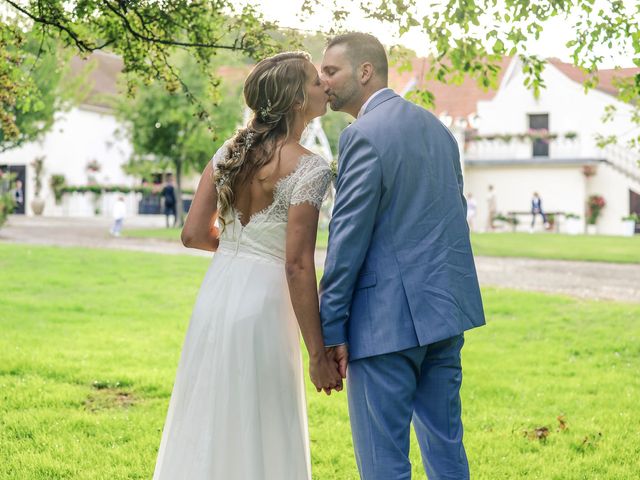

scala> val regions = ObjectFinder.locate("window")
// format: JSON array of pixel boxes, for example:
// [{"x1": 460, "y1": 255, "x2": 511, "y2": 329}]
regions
[{"x1": 528, "y1": 114, "x2": 549, "y2": 157}]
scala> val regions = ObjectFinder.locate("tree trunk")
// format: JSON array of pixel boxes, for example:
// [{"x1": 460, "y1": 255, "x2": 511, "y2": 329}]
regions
[{"x1": 174, "y1": 160, "x2": 185, "y2": 227}]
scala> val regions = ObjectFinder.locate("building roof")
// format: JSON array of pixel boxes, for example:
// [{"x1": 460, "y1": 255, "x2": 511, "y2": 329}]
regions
[
  {"x1": 69, "y1": 52, "x2": 639, "y2": 117},
  {"x1": 68, "y1": 52, "x2": 252, "y2": 109},
  {"x1": 69, "y1": 51, "x2": 124, "y2": 109},
  {"x1": 547, "y1": 58, "x2": 640, "y2": 96},
  {"x1": 386, "y1": 56, "x2": 512, "y2": 120}
]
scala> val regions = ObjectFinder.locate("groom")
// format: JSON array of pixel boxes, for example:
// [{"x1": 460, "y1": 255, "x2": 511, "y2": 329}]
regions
[{"x1": 319, "y1": 33, "x2": 486, "y2": 479}]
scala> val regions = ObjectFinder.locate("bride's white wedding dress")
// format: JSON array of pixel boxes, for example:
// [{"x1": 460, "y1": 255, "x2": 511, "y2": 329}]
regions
[{"x1": 152, "y1": 145, "x2": 331, "y2": 480}]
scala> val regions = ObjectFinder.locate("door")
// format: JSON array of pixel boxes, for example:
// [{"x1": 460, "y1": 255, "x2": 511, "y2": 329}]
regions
[
  {"x1": 630, "y1": 189, "x2": 640, "y2": 234},
  {"x1": 0, "y1": 164, "x2": 26, "y2": 214}
]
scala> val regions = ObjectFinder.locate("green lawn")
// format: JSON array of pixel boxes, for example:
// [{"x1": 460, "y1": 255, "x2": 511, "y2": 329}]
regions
[
  {"x1": 470, "y1": 232, "x2": 640, "y2": 264},
  {"x1": 125, "y1": 227, "x2": 639, "y2": 264},
  {"x1": 123, "y1": 227, "x2": 182, "y2": 242},
  {"x1": 2, "y1": 244, "x2": 639, "y2": 479}
]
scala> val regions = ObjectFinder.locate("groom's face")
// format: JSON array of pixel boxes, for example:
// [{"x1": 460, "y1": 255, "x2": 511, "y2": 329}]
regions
[{"x1": 321, "y1": 44, "x2": 360, "y2": 113}]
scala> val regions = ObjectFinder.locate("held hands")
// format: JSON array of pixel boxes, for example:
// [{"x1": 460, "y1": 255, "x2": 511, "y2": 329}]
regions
[
  {"x1": 326, "y1": 345, "x2": 348, "y2": 379},
  {"x1": 309, "y1": 349, "x2": 345, "y2": 396},
  {"x1": 309, "y1": 345, "x2": 349, "y2": 396}
]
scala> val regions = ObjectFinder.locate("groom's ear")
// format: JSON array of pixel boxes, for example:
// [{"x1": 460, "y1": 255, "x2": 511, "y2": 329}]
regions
[{"x1": 359, "y1": 62, "x2": 374, "y2": 85}]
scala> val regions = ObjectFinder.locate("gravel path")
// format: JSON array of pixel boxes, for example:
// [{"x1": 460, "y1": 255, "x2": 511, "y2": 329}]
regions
[{"x1": 2, "y1": 216, "x2": 638, "y2": 303}]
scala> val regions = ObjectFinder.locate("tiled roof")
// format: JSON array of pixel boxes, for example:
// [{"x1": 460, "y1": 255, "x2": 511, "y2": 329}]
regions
[
  {"x1": 386, "y1": 56, "x2": 512, "y2": 119},
  {"x1": 68, "y1": 52, "x2": 252, "y2": 109},
  {"x1": 69, "y1": 51, "x2": 124, "y2": 108},
  {"x1": 547, "y1": 58, "x2": 640, "y2": 96},
  {"x1": 69, "y1": 52, "x2": 639, "y2": 116}
]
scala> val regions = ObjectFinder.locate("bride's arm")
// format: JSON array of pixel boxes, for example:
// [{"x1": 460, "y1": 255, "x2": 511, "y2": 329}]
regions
[
  {"x1": 286, "y1": 203, "x2": 342, "y2": 394},
  {"x1": 181, "y1": 161, "x2": 219, "y2": 252}
]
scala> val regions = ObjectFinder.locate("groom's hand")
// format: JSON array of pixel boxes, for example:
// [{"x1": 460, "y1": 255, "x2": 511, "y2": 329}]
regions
[{"x1": 326, "y1": 345, "x2": 348, "y2": 380}]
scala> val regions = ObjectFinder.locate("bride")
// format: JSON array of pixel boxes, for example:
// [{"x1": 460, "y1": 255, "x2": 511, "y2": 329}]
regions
[{"x1": 152, "y1": 51, "x2": 342, "y2": 479}]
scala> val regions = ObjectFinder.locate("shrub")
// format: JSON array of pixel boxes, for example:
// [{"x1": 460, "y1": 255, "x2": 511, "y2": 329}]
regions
[{"x1": 587, "y1": 195, "x2": 606, "y2": 225}]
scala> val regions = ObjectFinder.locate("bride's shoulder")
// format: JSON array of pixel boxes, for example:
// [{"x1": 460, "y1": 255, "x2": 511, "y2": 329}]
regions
[
  {"x1": 279, "y1": 143, "x2": 329, "y2": 172},
  {"x1": 297, "y1": 148, "x2": 329, "y2": 169}
]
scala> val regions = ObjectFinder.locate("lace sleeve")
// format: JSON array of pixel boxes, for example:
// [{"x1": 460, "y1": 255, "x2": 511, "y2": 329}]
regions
[
  {"x1": 210, "y1": 142, "x2": 230, "y2": 169},
  {"x1": 290, "y1": 155, "x2": 332, "y2": 210}
]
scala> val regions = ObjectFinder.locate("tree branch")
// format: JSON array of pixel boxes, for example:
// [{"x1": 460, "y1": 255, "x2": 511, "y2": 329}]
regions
[
  {"x1": 100, "y1": 0, "x2": 247, "y2": 51},
  {"x1": 5, "y1": 0, "x2": 96, "y2": 52}
]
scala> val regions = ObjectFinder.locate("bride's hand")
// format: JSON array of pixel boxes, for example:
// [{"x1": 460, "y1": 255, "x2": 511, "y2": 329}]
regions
[{"x1": 309, "y1": 354, "x2": 342, "y2": 395}]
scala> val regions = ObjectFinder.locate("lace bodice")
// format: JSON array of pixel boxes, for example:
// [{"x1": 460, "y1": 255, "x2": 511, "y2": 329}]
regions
[{"x1": 210, "y1": 143, "x2": 332, "y2": 263}]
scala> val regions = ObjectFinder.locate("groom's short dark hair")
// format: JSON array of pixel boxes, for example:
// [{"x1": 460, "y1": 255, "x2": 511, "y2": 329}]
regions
[{"x1": 327, "y1": 33, "x2": 388, "y2": 83}]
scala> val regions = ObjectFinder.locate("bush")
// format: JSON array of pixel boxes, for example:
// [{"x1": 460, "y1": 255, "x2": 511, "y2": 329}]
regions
[
  {"x1": 49, "y1": 174, "x2": 66, "y2": 204},
  {"x1": 0, "y1": 172, "x2": 16, "y2": 228},
  {"x1": 622, "y1": 213, "x2": 640, "y2": 222},
  {"x1": 587, "y1": 195, "x2": 606, "y2": 225},
  {"x1": 0, "y1": 191, "x2": 15, "y2": 227}
]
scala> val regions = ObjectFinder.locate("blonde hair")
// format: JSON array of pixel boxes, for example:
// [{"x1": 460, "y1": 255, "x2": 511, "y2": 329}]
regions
[{"x1": 214, "y1": 51, "x2": 312, "y2": 230}]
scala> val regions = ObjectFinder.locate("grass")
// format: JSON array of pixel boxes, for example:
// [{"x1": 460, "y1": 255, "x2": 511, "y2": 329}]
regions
[
  {"x1": 123, "y1": 227, "x2": 182, "y2": 242},
  {"x1": 1, "y1": 243, "x2": 639, "y2": 479},
  {"x1": 125, "y1": 227, "x2": 639, "y2": 264},
  {"x1": 470, "y1": 232, "x2": 640, "y2": 264}
]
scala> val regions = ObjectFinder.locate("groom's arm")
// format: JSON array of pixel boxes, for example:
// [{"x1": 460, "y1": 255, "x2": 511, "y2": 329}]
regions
[
  {"x1": 445, "y1": 126, "x2": 467, "y2": 216},
  {"x1": 320, "y1": 126, "x2": 382, "y2": 346}
]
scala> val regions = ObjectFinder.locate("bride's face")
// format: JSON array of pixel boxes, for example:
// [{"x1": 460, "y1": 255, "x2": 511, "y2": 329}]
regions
[{"x1": 302, "y1": 62, "x2": 329, "y2": 121}]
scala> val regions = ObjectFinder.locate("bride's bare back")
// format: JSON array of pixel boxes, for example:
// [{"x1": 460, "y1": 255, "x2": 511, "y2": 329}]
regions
[{"x1": 233, "y1": 142, "x2": 315, "y2": 227}]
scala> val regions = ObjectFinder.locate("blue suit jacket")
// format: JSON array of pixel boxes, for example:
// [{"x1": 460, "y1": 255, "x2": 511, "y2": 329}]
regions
[{"x1": 319, "y1": 90, "x2": 486, "y2": 361}]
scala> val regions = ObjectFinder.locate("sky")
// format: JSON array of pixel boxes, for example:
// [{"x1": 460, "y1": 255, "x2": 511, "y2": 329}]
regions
[{"x1": 250, "y1": 0, "x2": 637, "y2": 69}]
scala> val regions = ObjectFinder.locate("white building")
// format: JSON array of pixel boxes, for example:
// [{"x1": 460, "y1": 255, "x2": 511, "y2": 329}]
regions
[
  {"x1": 391, "y1": 57, "x2": 640, "y2": 235},
  {"x1": 3, "y1": 52, "x2": 639, "y2": 236},
  {"x1": 0, "y1": 51, "x2": 139, "y2": 217}
]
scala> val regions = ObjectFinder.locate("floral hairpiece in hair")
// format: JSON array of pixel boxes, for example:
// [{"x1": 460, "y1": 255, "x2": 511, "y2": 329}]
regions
[
  {"x1": 258, "y1": 99, "x2": 272, "y2": 121},
  {"x1": 245, "y1": 131, "x2": 255, "y2": 150},
  {"x1": 215, "y1": 171, "x2": 229, "y2": 189}
]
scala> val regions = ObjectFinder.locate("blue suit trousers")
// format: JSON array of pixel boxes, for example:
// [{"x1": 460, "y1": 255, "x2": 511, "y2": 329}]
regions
[{"x1": 347, "y1": 334, "x2": 469, "y2": 480}]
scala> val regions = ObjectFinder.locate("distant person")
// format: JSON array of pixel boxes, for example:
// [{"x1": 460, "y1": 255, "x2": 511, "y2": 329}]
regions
[
  {"x1": 466, "y1": 193, "x2": 477, "y2": 231},
  {"x1": 530, "y1": 192, "x2": 548, "y2": 232},
  {"x1": 161, "y1": 174, "x2": 177, "y2": 228},
  {"x1": 13, "y1": 179, "x2": 24, "y2": 213},
  {"x1": 487, "y1": 184, "x2": 497, "y2": 231},
  {"x1": 110, "y1": 195, "x2": 126, "y2": 237}
]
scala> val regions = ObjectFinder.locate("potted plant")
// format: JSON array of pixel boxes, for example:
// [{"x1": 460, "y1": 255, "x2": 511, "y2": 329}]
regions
[
  {"x1": 86, "y1": 159, "x2": 101, "y2": 186},
  {"x1": 494, "y1": 213, "x2": 519, "y2": 232},
  {"x1": 621, "y1": 213, "x2": 639, "y2": 237},
  {"x1": 564, "y1": 131, "x2": 578, "y2": 141},
  {"x1": 586, "y1": 195, "x2": 606, "y2": 234},
  {"x1": 49, "y1": 174, "x2": 66, "y2": 205},
  {"x1": 545, "y1": 213, "x2": 555, "y2": 231},
  {"x1": 0, "y1": 170, "x2": 16, "y2": 228},
  {"x1": 30, "y1": 156, "x2": 46, "y2": 215},
  {"x1": 564, "y1": 213, "x2": 582, "y2": 235}
]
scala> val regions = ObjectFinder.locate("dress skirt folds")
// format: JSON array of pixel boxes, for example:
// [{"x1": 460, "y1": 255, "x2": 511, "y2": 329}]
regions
[
  {"x1": 153, "y1": 145, "x2": 331, "y2": 479},
  {"x1": 152, "y1": 249, "x2": 311, "y2": 479}
]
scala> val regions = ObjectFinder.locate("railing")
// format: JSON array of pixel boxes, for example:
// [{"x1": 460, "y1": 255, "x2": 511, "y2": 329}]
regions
[
  {"x1": 602, "y1": 144, "x2": 640, "y2": 184},
  {"x1": 465, "y1": 138, "x2": 582, "y2": 160}
]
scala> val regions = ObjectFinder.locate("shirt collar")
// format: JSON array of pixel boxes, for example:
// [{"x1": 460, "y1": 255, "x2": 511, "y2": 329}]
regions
[{"x1": 357, "y1": 88, "x2": 392, "y2": 119}]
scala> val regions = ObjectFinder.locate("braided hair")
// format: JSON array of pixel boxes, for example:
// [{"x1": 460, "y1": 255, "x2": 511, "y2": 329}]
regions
[{"x1": 214, "y1": 51, "x2": 312, "y2": 231}]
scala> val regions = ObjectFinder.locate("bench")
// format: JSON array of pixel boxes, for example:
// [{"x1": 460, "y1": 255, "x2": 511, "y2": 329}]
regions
[{"x1": 502, "y1": 211, "x2": 568, "y2": 232}]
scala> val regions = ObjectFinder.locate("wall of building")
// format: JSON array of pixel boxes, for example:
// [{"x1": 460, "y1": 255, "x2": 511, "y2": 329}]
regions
[
  {"x1": 471, "y1": 60, "x2": 636, "y2": 160},
  {"x1": 0, "y1": 106, "x2": 134, "y2": 217},
  {"x1": 587, "y1": 163, "x2": 640, "y2": 235},
  {"x1": 464, "y1": 164, "x2": 587, "y2": 232}
]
